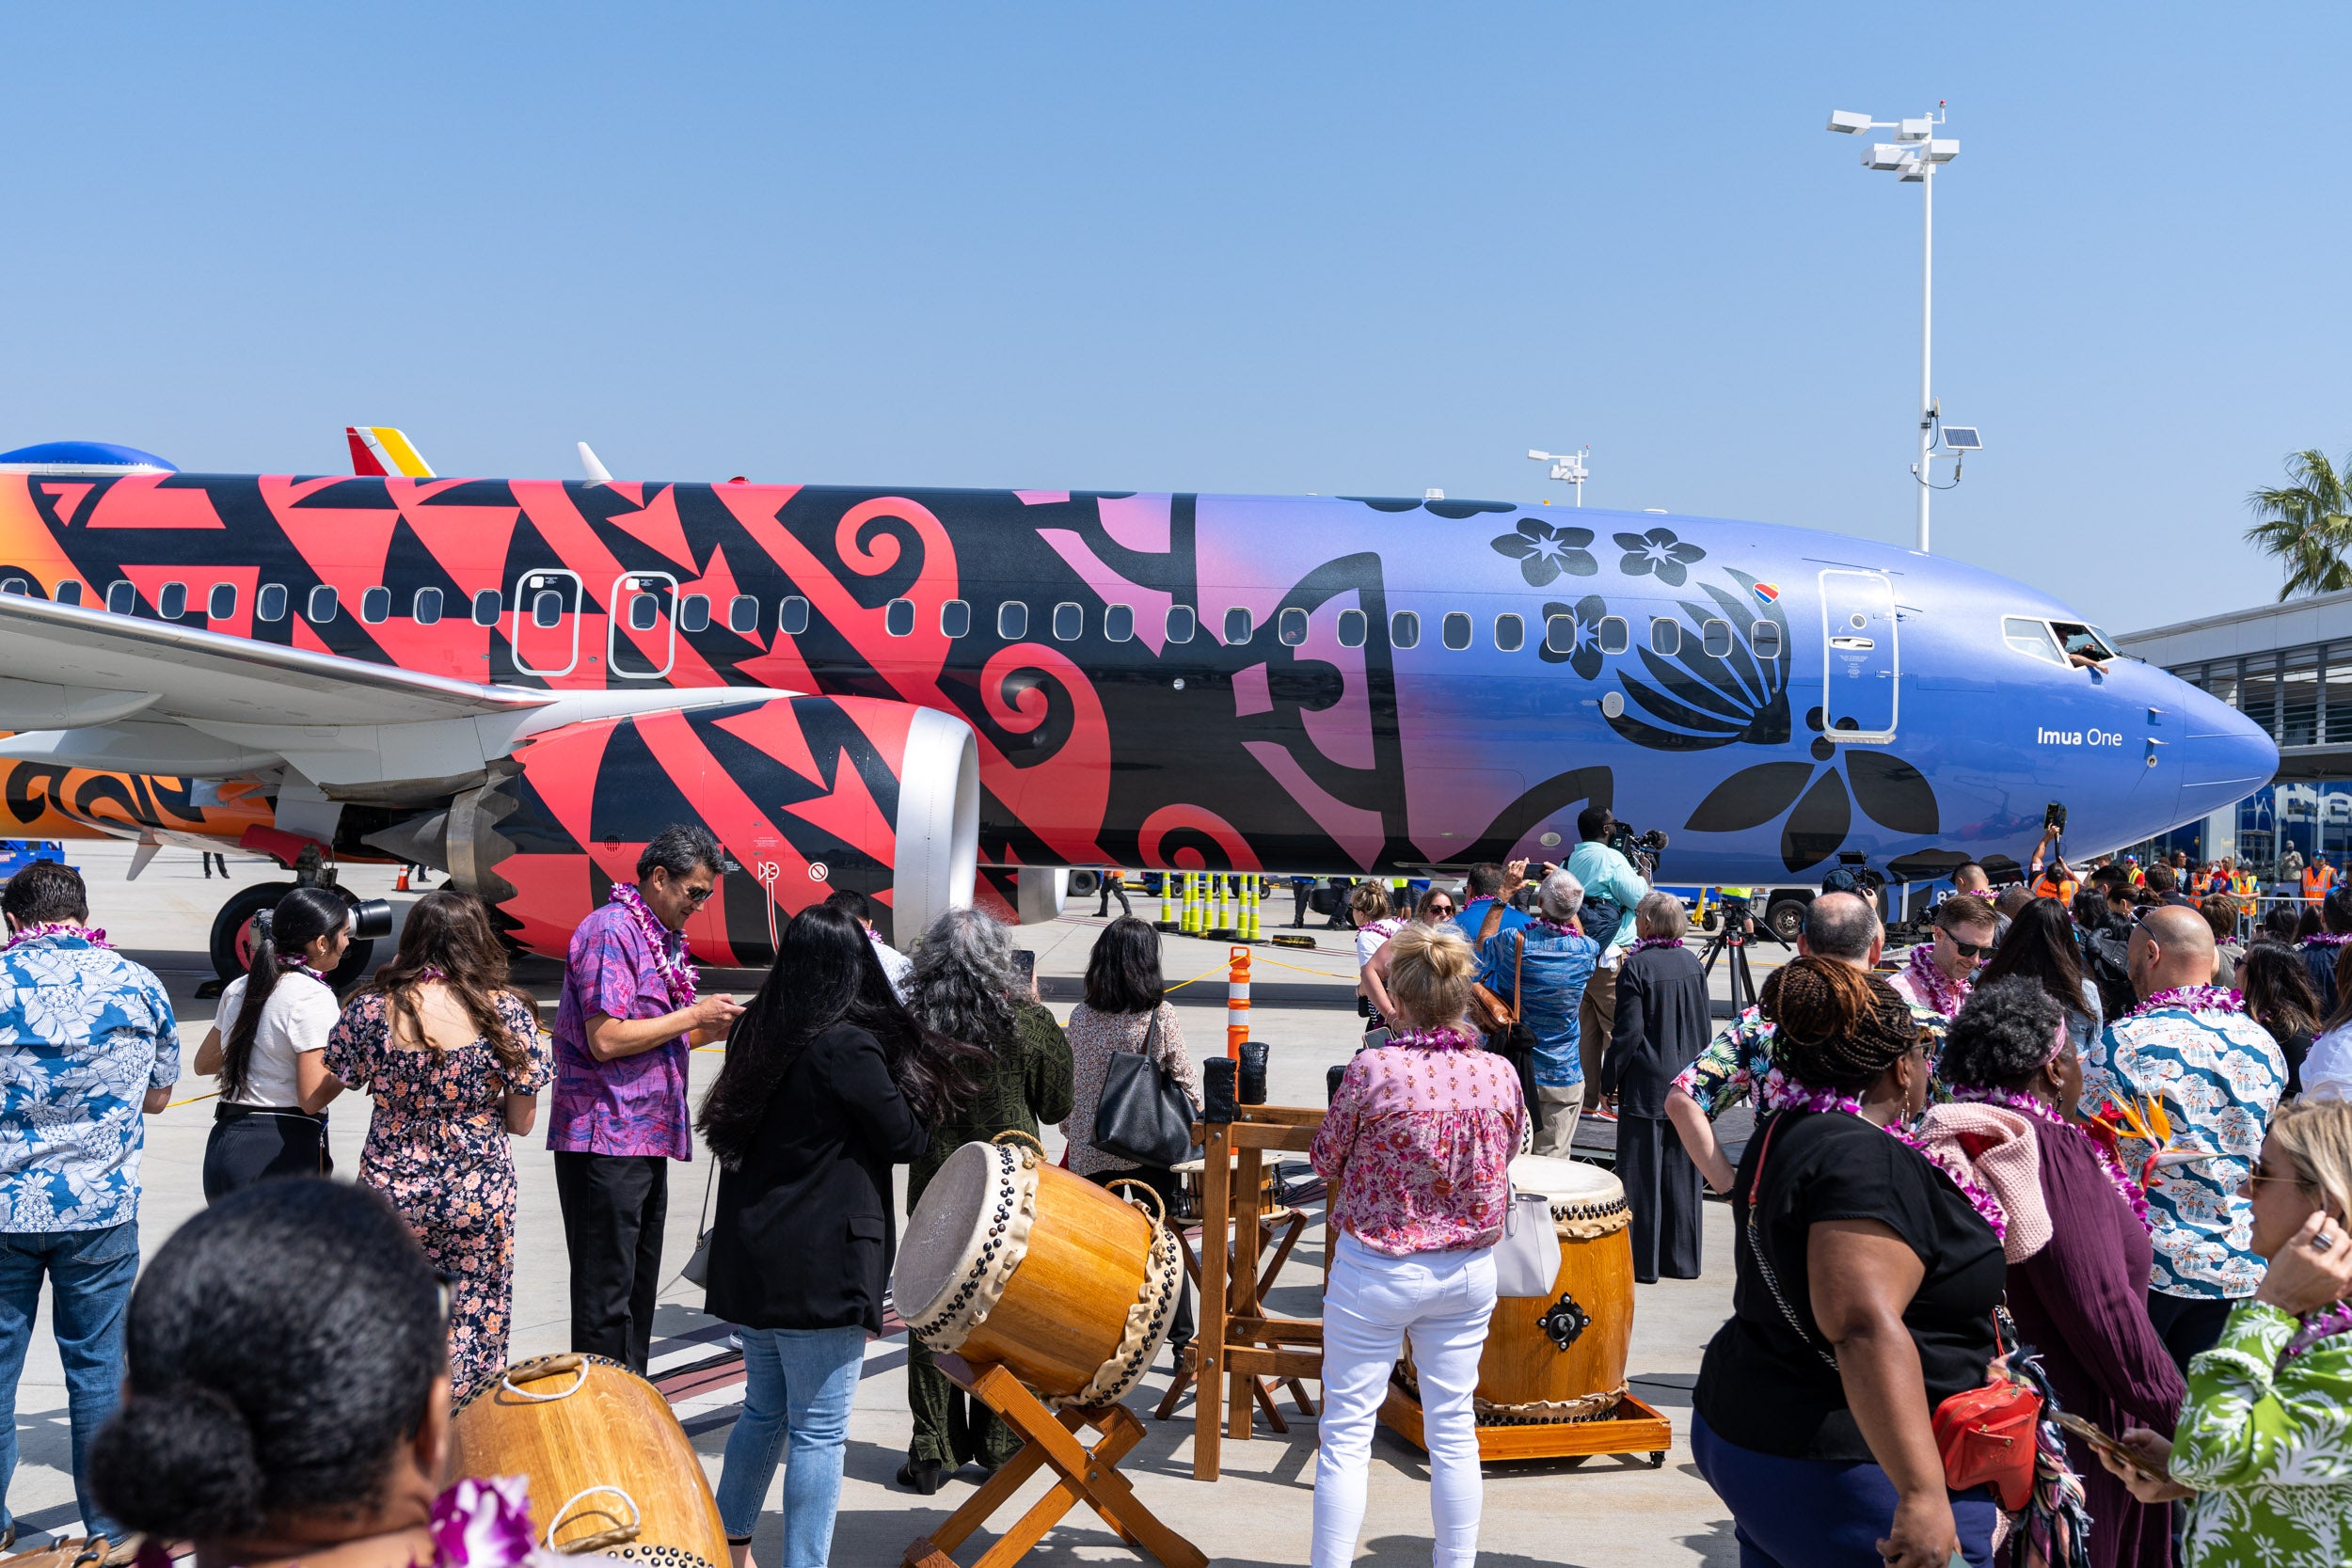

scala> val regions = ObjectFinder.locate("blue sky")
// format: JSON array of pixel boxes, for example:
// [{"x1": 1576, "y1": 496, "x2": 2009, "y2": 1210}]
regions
[{"x1": 3, "y1": 3, "x2": 2343, "y2": 632}]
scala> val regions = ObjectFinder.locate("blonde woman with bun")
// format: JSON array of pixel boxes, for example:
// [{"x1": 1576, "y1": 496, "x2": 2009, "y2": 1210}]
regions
[
  {"x1": 1308, "y1": 922, "x2": 1526, "y2": 1568},
  {"x1": 2099, "y1": 1097, "x2": 2352, "y2": 1565}
]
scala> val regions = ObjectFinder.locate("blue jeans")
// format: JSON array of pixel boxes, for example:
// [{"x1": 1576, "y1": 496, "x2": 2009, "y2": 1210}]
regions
[
  {"x1": 713, "y1": 1326, "x2": 866, "y2": 1567},
  {"x1": 1692, "y1": 1410, "x2": 1998, "y2": 1568},
  {"x1": 0, "y1": 1222, "x2": 140, "y2": 1539}
]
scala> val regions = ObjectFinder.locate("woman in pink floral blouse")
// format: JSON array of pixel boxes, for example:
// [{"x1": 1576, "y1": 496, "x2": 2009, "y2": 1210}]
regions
[{"x1": 1309, "y1": 923, "x2": 1525, "y2": 1568}]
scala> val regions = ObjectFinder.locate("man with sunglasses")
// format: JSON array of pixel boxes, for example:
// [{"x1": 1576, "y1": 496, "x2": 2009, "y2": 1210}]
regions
[
  {"x1": 1888, "y1": 895, "x2": 1995, "y2": 1020},
  {"x1": 548, "y1": 823, "x2": 744, "y2": 1372}
]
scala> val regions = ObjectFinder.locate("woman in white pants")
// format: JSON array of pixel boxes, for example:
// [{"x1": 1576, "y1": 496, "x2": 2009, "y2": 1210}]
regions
[{"x1": 1308, "y1": 923, "x2": 1525, "y2": 1568}]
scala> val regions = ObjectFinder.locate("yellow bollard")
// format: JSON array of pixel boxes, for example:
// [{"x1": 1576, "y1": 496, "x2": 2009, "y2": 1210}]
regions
[
  {"x1": 1244, "y1": 877, "x2": 1263, "y2": 942},
  {"x1": 1184, "y1": 872, "x2": 1200, "y2": 935}
]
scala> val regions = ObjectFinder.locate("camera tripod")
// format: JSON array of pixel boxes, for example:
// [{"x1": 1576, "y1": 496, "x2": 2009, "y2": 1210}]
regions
[{"x1": 1696, "y1": 900, "x2": 1788, "y2": 1014}]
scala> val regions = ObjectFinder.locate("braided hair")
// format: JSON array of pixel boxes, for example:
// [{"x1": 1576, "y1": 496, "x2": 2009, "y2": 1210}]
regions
[{"x1": 1759, "y1": 955, "x2": 1922, "y2": 1094}]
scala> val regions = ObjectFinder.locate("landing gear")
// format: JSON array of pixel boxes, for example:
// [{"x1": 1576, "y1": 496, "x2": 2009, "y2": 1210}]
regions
[{"x1": 206, "y1": 879, "x2": 376, "y2": 992}]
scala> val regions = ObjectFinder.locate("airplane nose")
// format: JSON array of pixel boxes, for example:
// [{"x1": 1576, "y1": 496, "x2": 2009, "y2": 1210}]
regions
[{"x1": 2173, "y1": 683, "x2": 2279, "y2": 823}]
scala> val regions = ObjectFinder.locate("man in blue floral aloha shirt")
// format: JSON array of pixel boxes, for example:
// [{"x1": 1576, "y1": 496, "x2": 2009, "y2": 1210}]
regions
[
  {"x1": 2081, "y1": 905, "x2": 2285, "y2": 1374},
  {"x1": 0, "y1": 861, "x2": 178, "y2": 1544}
]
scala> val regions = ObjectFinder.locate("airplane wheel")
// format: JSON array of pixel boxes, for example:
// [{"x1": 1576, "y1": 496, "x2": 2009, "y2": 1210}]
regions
[
  {"x1": 209, "y1": 882, "x2": 297, "y2": 983},
  {"x1": 1764, "y1": 897, "x2": 1808, "y2": 945}
]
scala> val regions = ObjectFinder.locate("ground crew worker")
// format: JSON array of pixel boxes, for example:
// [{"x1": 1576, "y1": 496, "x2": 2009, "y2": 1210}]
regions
[{"x1": 2305, "y1": 856, "x2": 2338, "y2": 907}]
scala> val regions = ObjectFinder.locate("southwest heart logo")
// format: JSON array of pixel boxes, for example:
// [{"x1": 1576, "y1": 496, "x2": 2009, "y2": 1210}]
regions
[{"x1": 1752, "y1": 581, "x2": 1781, "y2": 605}]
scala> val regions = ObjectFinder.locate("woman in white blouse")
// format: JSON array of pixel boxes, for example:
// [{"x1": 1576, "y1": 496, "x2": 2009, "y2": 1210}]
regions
[{"x1": 193, "y1": 887, "x2": 350, "y2": 1199}]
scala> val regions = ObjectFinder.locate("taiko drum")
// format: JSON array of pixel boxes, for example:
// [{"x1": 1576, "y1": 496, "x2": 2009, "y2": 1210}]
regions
[
  {"x1": 450, "y1": 1354, "x2": 731, "y2": 1568},
  {"x1": 1473, "y1": 1155, "x2": 1635, "y2": 1421},
  {"x1": 895, "y1": 1137, "x2": 1182, "y2": 1407}
]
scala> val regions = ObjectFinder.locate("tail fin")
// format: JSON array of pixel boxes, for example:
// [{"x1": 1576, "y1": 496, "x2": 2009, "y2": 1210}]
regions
[
  {"x1": 344, "y1": 426, "x2": 436, "y2": 478},
  {"x1": 578, "y1": 441, "x2": 614, "y2": 485}
]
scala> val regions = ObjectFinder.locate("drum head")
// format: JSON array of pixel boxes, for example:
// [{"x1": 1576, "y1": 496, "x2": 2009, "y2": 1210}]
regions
[
  {"x1": 894, "y1": 1142, "x2": 1004, "y2": 1324},
  {"x1": 1508, "y1": 1153, "x2": 1626, "y2": 1208}
]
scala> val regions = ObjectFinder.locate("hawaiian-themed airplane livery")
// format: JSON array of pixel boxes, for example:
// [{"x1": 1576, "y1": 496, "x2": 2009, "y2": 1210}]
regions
[{"x1": 0, "y1": 445, "x2": 2279, "y2": 980}]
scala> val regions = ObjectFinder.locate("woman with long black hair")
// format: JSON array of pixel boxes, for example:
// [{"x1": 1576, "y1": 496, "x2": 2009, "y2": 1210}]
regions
[
  {"x1": 697, "y1": 901, "x2": 986, "y2": 1568},
  {"x1": 1975, "y1": 895, "x2": 2103, "y2": 1056},
  {"x1": 192, "y1": 886, "x2": 350, "y2": 1199},
  {"x1": 317, "y1": 889, "x2": 550, "y2": 1402},
  {"x1": 2240, "y1": 941, "x2": 2320, "y2": 1096}
]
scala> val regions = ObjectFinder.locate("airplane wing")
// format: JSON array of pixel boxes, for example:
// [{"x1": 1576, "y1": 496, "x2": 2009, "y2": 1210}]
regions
[{"x1": 345, "y1": 426, "x2": 436, "y2": 478}]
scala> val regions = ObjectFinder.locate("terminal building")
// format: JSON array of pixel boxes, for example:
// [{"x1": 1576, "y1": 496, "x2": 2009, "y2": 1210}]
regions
[{"x1": 2115, "y1": 590, "x2": 2352, "y2": 872}]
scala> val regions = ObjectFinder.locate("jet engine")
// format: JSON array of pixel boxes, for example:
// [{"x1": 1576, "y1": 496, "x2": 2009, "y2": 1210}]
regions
[{"x1": 439, "y1": 695, "x2": 977, "y2": 963}]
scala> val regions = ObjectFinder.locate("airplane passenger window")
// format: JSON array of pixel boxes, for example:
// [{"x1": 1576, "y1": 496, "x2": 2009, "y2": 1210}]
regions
[
  {"x1": 1750, "y1": 620, "x2": 1781, "y2": 659},
  {"x1": 530, "y1": 590, "x2": 562, "y2": 629},
  {"x1": 1495, "y1": 613, "x2": 1525, "y2": 652},
  {"x1": 1337, "y1": 609, "x2": 1367, "y2": 648},
  {"x1": 885, "y1": 597, "x2": 916, "y2": 637},
  {"x1": 308, "y1": 586, "x2": 339, "y2": 624},
  {"x1": 727, "y1": 594, "x2": 758, "y2": 634},
  {"x1": 1054, "y1": 602, "x2": 1083, "y2": 641},
  {"x1": 54, "y1": 581, "x2": 82, "y2": 607},
  {"x1": 1441, "y1": 612, "x2": 1472, "y2": 651},
  {"x1": 628, "y1": 594, "x2": 662, "y2": 632},
  {"x1": 1278, "y1": 607, "x2": 1309, "y2": 646},
  {"x1": 1702, "y1": 619, "x2": 1733, "y2": 657},
  {"x1": 678, "y1": 594, "x2": 711, "y2": 633},
  {"x1": 412, "y1": 587, "x2": 442, "y2": 626},
  {"x1": 0, "y1": 578, "x2": 24, "y2": 596},
  {"x1": 106, "y1": 580, "x2": 136, "y2": 615},
  {"x1": 1223, "y1": 608, "x2": 1253, "y2": 645},
  {"x1": 1650, "y1": 618, "x2": 1679, "y2": 657},
  {"x1": 2003, "y1": 617, "x2": 2065, "y2": 665},
  {"x1": 258, "y1": 583, "x2": 288, "y2": 623},
  {"x1": 1104, "y1": 604, "x2": 1135, "y2": 642},
  {"x1": 1597, "y1": 616, "x2": 1629, "y2": 655},
  {"x1": 360, "y1": 587, "x2": 390, "y2": 625},
  {"x1": 157, "y1": 582, "x2": 188, "y2": 620},
  {"x1": 778, "y1": 595, "x2": 811, "y2": 636},
  {"x1": 1165, "y1": 605, "x2": 1197, "y2": 643},
  {"x1": 203, "y1": 583, "x2": 234, "y2": 621},
  {"x1": 1546, "y1": 613, "x2": 1576, "y2": 654},
  {"x1": 470, "y1": 589, "x2": 500, "y2": 627},
  {"x1": 940, "y1": 599, "x2": 971, "y2": 639},
  {"x1": 1391, "y1": 610, "x2": 1421, "y2": 649},
  {"x1": 998, "y1": 601, "x2": 1027, "y2": 640}
]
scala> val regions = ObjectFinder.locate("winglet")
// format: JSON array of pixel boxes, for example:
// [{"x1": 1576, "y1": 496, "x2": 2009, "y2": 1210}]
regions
[
  {"x1": 578, "y1": 441, "x2": 614, "y2": 485},
  {"x1": 344, "y1": 427, "x2": 436, "y2": 479}
]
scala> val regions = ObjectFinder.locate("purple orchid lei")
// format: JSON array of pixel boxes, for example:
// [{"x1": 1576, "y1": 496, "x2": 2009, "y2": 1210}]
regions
[
  {"x1": 4, "y1": 922, "x2": 106, "y2": 950},
  {"x1": 610, "y1": 882, "x2": 697, "y2": 1008},
  {"x1": 2125, "y1": 984, "x2": 2245, "y2": 1020},
  {"x1": 1624, "y1": 935, "x2": 1686, "y2": 958},
  {"x1": 1947, "y1": 1084, "x2": 2153, "y2": 1234},
  {"x1": 1526, "y1": 913, "x2": 1581, "y2": 938},
  {"x1": 2305, "y1": 932, "x2": 2352, "y2": 949},
  {"x1": 1779, "y1": 1083, "x2": 2009, "y2": 1242},
  {"x1": 2284, "y1": 1301, "x2": 2352, "y2": 1363},
  {"x1": 279, "y1": 954, "x2": 330, "y2": 984},
  {"x1": 1388, "y1": 1024, "x2": 1484, "y2": 1053},
  {"x1": 430, "y1": 1474, "x2": 539, "y2": 1567},
  {"x1": 1901, "y1": 942, "x2": 1970, "y2": 1019}
]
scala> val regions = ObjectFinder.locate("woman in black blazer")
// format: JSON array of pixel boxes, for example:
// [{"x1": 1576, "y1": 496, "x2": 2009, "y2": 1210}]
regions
[
  {"x1": 696, "y1": 903, "x2": 984, "y2": 1568},
  {"x1": 1598, "y1": 891, "x2": 1713, "y2": 1282}
]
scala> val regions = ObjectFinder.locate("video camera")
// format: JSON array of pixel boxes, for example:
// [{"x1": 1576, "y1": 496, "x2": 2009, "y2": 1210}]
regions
[{"x1": 1607, "y1": 821, "x2": 1669, "y2": 882}]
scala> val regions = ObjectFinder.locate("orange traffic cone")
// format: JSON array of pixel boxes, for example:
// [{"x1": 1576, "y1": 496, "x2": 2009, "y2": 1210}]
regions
[{"x1": 395, "y1": 867, "x2": 410, "y2": 892}]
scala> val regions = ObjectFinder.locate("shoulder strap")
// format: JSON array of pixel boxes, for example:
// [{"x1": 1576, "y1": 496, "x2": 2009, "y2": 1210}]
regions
[
  {"x1": 1743, "y1": 1112, "x2": 1840, "y2": 1371},
  {"x1": 1141, "y1": 1004, "x2": 1162, "y2": 1057},
  {"x1": 1511, "y1": 929, "x2": 1525, "y2": 1022}
]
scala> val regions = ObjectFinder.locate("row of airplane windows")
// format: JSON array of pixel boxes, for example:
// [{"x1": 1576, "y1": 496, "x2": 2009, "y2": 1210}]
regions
[{"x1": 3, "y1": 576, "x2": 1785, "y2": 662}]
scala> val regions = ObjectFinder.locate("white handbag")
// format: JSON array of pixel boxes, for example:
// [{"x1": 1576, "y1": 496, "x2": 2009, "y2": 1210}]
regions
[{"x1": 1491, "y1": 1183, "x2": 1562, "y2": 1298}]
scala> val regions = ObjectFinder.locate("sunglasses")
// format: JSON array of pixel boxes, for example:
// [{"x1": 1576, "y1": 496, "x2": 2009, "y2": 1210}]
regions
[
  {"x1": 1427, "y1": 903, "x2": 1455, "y2": 915},
  {"x1": 1944, "y1": 935, "x2": 1990, "y2": 959}
]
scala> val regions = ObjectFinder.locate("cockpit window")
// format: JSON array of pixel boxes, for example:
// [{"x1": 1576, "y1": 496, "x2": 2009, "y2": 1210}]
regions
[
  {"x1": 2051, "y1": 622, "x2": 2117, "y2": 664},
  {"x1": 2003, "y1": 617, "x2": 2066, "y2": 666}
]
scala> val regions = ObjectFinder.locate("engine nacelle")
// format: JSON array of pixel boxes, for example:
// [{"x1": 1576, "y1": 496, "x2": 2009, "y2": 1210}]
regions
[
  {"x1": 1016, "y1": 865, "x2": 1070, "y2": 926},
  {"x1": 446, "y1": 695, "x2": 977, "y2": 963}
]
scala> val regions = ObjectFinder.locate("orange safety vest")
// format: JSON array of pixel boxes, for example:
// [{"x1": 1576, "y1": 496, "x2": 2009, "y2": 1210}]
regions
[
  {"x1": 2233, "y1": 872, "x2": 2258, "y2": 899},
  {"x1": 2308, "y1": 863, "x2": 2337, "y2": 904},
  {"x1": 2034, "y1": 871, "x2": 2077, "y2": 903}
]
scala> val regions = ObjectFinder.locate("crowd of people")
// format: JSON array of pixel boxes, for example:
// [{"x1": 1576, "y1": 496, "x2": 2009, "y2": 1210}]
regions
[{"x1": 2, "y1": 816, "x2": 2351, "y2": 1566}]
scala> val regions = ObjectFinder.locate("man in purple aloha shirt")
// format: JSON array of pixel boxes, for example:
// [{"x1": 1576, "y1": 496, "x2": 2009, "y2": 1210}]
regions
[{"x1": 549, "y1": 824, "x2": 742, "y2": 1371}]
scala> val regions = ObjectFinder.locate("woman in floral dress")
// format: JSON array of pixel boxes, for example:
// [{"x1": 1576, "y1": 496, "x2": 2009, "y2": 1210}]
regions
[{"x1": 318, "y1": 890, "x2": 552, "y2": 1398}]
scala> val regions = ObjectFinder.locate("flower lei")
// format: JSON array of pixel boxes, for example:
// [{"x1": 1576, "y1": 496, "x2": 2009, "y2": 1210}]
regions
[
  {"x1": 430, "y1": 1474, "x2": 538, "y2": 1567},
  {"x1": 1901, "y1": 942, "x2": 1970, "y2": 1019},
  {"x1": 4, "y1": 922, "x2": 105, "y2": 949},
  {"x1": 1387, "y1": 1024, "x2": 1483, "y2": 1053},
  {"x1": 610, "y1": 882, "x2": 697, "y2": 1007},
  {"x1": 2305, "y1": 933, "x2": 2352, "y2": 949},
  {"x1": 1526, "y1": 914, "x2": 1581, "y2": 938},
  {"x1": 2284, "y1": 1301, "x2": 2352, "y2": 1363},
  {"x1": 279, "y1": 954, "x2": 329, "y2": 984},
  {"x1": 1624, "y1": 934, "x2": 1685, "y2": 958},
  {"x1": 2125, "y1": 984, "x2": 2244, "y2": 1020},
  {"x1": 1779, "y1": 1085, "x2": 2009, "y2": 1242},
  {"x1": 1947, "y1": 1084, "x2": 2153, "y2": 1234}
]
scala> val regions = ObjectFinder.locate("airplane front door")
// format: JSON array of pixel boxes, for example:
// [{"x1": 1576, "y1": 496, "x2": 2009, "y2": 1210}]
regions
[{"x1": 1820, "y1": 569, "x2": 1898, "y2": 741}]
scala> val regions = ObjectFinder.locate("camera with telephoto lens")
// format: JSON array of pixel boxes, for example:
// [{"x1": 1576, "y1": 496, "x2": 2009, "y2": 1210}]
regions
[
  {"x1": 1606, "y1": 821, "x2": 1670, "y2": 881},
  {"x1": 348, "y1": 898, "x2": 394, "y2": 941}
]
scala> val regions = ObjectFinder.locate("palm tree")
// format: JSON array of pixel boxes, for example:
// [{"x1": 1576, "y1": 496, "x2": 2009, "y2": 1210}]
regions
[{"x1": 2247, "y1": 448, "x2": 2352, "y2": 599}]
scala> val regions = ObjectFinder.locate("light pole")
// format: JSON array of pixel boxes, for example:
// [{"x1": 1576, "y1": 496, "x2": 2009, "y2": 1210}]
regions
[
  {"x1": 1526, "y1": 447, "x2": 1588, "y2": 505},
  {"x1": 1828, "y1": 104, "x2": 1959, "y2": 553}
]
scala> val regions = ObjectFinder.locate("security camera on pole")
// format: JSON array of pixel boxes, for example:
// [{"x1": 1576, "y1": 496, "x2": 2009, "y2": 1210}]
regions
[
  {"x1": 1526, "y1": 447, "x2": 1589, "y2": 505},
  {"x1": 1826, "y1": 103, "x2": 1978, "y2": 554}
]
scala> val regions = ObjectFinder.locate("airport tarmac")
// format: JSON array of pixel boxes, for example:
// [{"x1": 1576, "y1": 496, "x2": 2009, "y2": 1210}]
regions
[{"x1": 6, "y1": 848, "x2": 1775, "y2": 1567}]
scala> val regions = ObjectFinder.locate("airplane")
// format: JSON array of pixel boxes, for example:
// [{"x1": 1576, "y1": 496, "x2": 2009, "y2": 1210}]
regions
[{"x1": 0, "y1": 436, "x2": 2279, "y2": 986}]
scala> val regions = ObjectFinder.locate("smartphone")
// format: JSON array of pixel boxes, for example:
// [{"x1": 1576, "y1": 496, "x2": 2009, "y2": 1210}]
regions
[{"x1": 2053, "y1": 1409, "x2": 2159, "y2": 1476}]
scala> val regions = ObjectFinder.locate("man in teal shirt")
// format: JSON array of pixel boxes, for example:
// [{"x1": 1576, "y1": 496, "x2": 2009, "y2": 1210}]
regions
[{"x1": 1565, "y1": 806, "x2": 1650, "y2": 1116}]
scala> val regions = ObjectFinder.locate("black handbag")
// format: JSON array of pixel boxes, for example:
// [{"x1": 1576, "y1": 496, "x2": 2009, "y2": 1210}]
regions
[{"x1": 1091, "y1": 1009, "x2": 1196, "y2": 1167}]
